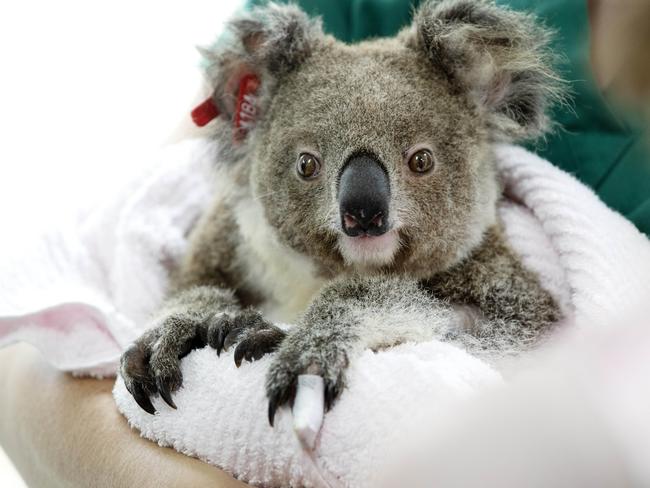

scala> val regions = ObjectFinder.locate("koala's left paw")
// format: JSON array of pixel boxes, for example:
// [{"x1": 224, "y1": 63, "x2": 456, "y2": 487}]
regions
[{"x1": 265, "y1": 340, "x2": 348, "y2": 426}]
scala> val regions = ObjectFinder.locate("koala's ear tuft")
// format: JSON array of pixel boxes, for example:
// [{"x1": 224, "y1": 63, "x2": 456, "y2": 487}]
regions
[
  {"x1": 409, "y1": 0, "x2": 566, "y2": 141},
  {"x1": 228, "y1": 3, "x2": 322, "y2": 75},
  {"x1": 196, "y1": 3, "x2": 323, "y2": 144}
]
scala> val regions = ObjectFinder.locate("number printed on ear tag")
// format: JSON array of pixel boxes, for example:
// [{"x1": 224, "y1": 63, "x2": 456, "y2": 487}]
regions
[{"x1": 234, "y1": 74, "x2": 261, "y2": 141}]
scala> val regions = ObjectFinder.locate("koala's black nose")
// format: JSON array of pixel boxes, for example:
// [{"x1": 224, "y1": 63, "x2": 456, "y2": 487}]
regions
[{"x1": 338, "y1": 154, "x2": 390, "y2": 237}]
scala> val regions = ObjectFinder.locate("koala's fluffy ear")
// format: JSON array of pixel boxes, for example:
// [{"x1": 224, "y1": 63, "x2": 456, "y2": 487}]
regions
[
  {"x1": 197, "y1": 3, "x2": 323, "y2": 146},
  {"x1": 409, "y1": 0, "x2": 565, "y2": 141}
]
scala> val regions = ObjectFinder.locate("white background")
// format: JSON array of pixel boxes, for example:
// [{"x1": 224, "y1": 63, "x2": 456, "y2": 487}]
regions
[{"x1": 0, "y1": 0, "x2": 242, "y2": 485}]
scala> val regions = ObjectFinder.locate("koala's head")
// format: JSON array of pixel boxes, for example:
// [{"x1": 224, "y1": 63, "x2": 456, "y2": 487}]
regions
[{"x1": 201, "y1": 0, "x2": 562, "y2": 278}]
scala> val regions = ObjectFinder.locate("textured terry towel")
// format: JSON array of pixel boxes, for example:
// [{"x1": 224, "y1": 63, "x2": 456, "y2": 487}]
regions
[{"x1": 1, "y1": 140, "x2": 650, "y2": 487}]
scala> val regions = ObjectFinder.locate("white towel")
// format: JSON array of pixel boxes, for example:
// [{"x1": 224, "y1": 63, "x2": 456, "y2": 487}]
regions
[{"x1": 1, "y1": 140, "x2": 649, "y2": 487}]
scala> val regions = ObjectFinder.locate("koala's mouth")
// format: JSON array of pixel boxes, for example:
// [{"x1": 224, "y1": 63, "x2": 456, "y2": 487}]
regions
[{"x1": 337, "y1": 229, "x2": 400, "y2": 267}]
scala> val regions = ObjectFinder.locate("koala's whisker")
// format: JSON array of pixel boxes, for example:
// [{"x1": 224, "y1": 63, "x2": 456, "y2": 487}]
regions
[
  {"x1": 252, "y1": 190, "x2": 284, "y2": 202},
  {"x1": 321, "y1": 206, "x2": 339, "y2": 228}
]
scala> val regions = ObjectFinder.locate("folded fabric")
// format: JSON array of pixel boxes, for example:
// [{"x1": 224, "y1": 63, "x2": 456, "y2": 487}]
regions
[
  {"x1": 1, "y1": 140, "x2": 649, "y2": 487},
  {"x1": 0, "y1": 140, "x2": 216, "y2": 376}
]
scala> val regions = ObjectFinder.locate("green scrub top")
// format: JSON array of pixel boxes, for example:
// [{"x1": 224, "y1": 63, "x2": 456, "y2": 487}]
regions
[{"x1": 246, "y1": 0, "x2": 650, "y2": 236}]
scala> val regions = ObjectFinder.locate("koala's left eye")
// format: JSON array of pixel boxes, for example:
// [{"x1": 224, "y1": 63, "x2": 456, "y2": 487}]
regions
[
  {"x1": 407, "y1": 149, "x2": 435, "y2": 174},
  {"x1": 296, "y1": 153, "x2": 321, "y2": 179}
]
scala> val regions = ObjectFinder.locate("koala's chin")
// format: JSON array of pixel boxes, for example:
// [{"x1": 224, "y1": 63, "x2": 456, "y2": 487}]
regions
[{"x1": 337, "y1": 230, "x2": 401, "y2": 269}]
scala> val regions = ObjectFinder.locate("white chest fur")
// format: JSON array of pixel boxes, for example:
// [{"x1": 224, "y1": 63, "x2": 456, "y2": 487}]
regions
[{"x1": 233, "y1": 198, "x2": 327, "y2": 324}]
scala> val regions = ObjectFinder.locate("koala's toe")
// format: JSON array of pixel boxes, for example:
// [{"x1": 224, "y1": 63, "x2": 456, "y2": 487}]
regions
[
  {"x1": 120, "y1": 314, "x2": 214, "y2": 414},
  {"x1": 206, "y1": 309, "x2": 283, "y2": 358},
  {"x1": 265, "y1": 365, "x2": 344, "y2": 426},
  {"x1": 120, "y1": 343, "x2": 158, "y2": 415},
  {"x1": 222, "y1": 326, "x2": 246, "y2": 352},
  {"x1": 323, "y1": 376, "x2": 345, "y2": 412},
  {"x1": 155, "y1": 375, "x2": 177, "y2": 409},
  {"x1": 205, "y1": 312, "x2": 235, "y2": 355},
  {"x1": 129, "y1": 381, "x2": 157, "y2": 415},
  {"x1": 265, "y1": 343, "x2": 349, "y2": 426},
  {"x1": 233, "y1": 328, "x2": 286, "y2": 367},
  {"x1": 146, "y1": 359, "x2": 183, "y2": 412},
  {"x1": 145, "y1": 330, "x2": 198, "y2": 410},
  {"x1": 224, "y1": 309, "x2": 270, "y2": 352},
  {"x1": 266, "y1": 374, "x2": 298, "y2": 427},
  {"x1": 149, "y1": 347, "x2": 184, "y2": 391}
]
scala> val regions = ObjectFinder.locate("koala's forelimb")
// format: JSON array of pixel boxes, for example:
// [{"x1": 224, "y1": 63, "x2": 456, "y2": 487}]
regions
[
  {"x1": 266, "y1": 226, "x2": 562, "y2": 422},
  {"x1": 265, "y1": 276, "x2": 457, "y2": 425},
  {"x1": 425, "y1": 227, "x2": 562, "y2": 352}
]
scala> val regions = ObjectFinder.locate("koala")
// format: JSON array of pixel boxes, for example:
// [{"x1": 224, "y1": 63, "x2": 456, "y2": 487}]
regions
[{"x1": 121, "y1": 0, "x2": 564, "y2": 425}]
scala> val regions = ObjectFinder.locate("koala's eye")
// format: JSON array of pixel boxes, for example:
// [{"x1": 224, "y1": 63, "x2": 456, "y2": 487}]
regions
[
  {"x1": 296, "y1": 153, "x2": 321, "y2": 179},
  {"x1": 407, "y1": 149, "x2": 435, "y2": 174}
]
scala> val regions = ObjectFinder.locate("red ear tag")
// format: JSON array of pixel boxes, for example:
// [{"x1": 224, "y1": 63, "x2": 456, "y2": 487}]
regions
[
  {"x1": 191, "y1": 97, "x2": 220, "y2": 127},
  {"x1": 233, "y1": 74, "x2": 261, "y2": 141}
]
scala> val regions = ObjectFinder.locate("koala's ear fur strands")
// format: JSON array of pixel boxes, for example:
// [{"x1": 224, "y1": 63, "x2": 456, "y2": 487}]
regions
[
  {"x1": 121, "y1": 0, "x2": 564, "y2": 422},
  {"x1": 410, "y1": 0, "x2": 566, "y2": 141},
  {"x1": 197, "y1": 4, "x2": 325, "y2": 160}
]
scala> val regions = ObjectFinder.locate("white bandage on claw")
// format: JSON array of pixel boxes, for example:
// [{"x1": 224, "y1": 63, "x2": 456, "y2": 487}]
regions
[{"x1": 292, "y1": 374, "x2": 325, "y2": 450}]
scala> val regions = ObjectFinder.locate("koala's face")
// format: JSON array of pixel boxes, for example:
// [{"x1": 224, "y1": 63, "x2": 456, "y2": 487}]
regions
[
  {"x1": 204, "y1": 1, "x2": 561, "y2": 277},
  {"x1": 253, "y1": 41, "x2": 496, "y2": 276}
]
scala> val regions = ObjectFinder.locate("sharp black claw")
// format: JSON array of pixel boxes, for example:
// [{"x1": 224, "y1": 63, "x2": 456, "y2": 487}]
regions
[
  {"x1": 234, "y1": 342, "x2": 246, "y2": 368},
  {"x1": 223, "y1": 328, "x2": 242, "y2": 351},
  {"x1": 268, "y1": 398, "x2": 278, "y2": 427},
  {"x1": 324, "y1": 381, "x2": 342, "y2": 412},
  {"x1": 324, "y1": 384, "x2": 334, "y2": 412},
  {"x1": 156, "y1": 377, "x2": 177, "y2": 409},
  {"x1": 245, "y1": 349, "x2": 254, "y2": 363},
  {"x1": 133, "y1": 384, "x2": 156, "y2": 415},
  {"x1": 267, "y1": 378, "x2": 297, "y2": 427},
  {"x1": 216, "y1": 327, "x2": 226, "y2": 356}
]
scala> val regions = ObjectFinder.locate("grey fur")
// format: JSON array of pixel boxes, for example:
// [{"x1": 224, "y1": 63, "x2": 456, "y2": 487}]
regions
[
  {"x1": 200, "y1": 3, "x2": 325, "y2": 164},
  {"x1": 410, "y1": 0, "x2": 566, "y2": 140},
  {"x1": 121, "y1": 0, "x2": 563, "y2": 419}
]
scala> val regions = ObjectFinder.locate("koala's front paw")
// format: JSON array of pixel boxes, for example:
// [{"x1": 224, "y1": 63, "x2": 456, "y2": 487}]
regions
[
  {"x1": 120, "y1": 315, "x2": 205, "y2": 414},
  {"x1": 120, "y1": 309, "x2": 284, "y2": 414},
  {"x1": 265, "y1": 337, "x2": 348, "y2": 426}
]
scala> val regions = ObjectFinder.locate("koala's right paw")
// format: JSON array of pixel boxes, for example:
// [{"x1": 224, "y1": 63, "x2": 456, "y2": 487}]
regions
[
  {"x1": 120, "y1": 309, "x2": 284, "y2": 414},
  {"x1": 120, "y1": 314, "x2": 205, "y2": 415}
]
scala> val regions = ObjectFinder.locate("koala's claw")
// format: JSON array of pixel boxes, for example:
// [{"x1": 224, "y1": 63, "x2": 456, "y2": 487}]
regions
[
  {"x1": 266, "y1": 372, "x2": 345, "y2": 427},
  {"x1": 127, "y1": 381, "x2": 157, "y2": 415},
  {"x1": 205, "y1": 310, "x2": 283, "y2": 360},
  {"x1": 156, "y1": 376, "x2": 177, "y2": 410},
  {"x1": 265, "y1": 346, "x2": 348, "y2": 426},
  {"x1": 233, "y1": 328, "x2": 286, "y2": 368},
  {"x1": 204, "y1": 313, "x2": 237, "y2": 356},
  {"x1": 121, "y1": 316, "x2": 205, "y2": 415},
  {"x1": 121, "y1": 342, "x2": 160, "y2": 415},
  {"x1": 121, "y1": 308, "x2": 284, "y2": 414},
  {"x1": 267, "y1": 379, "x2": 297, "y2": 427},
  {"x1": 324, "y1": 381, "x2": 344, "y2": 412}
]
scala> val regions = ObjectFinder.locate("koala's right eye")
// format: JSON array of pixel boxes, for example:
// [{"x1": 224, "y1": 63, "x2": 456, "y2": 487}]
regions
[
  {"x1": 407, "y1": 149, "x2": 435, "y2": 174},
  {"x1": 296, "y1": 153, "x2": 321, "y2": 179}
]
